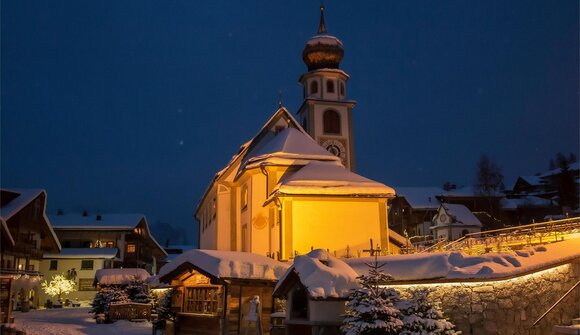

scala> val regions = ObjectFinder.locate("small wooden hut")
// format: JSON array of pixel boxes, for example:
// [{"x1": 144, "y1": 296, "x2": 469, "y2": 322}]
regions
[
  {"x1": 158, "y1": 250, "x2": 288, "y2": 335},
  {"x1": 272, "y1": 250, "x2": 359, "y2": 335}
]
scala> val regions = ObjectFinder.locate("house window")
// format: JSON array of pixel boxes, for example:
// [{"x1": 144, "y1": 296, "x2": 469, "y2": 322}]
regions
[
  {"x1": 326, "y1": 80, "x2": 335, "y2": 93},
  {"x1": 185, "y1": 287, "x2": 220, "y2": 314},
  {"x1": 340, "y1": 81, "x2": 345, "y2": 96},
  {"x1": 127, "y1": 243, "x2": 136, "y2": 253},
  {"x1": 241, "y1": 185, "x2": 249, "y2": 210},
  {"x1": 323, "y1": 110, "x2": 341, "y2": 134},
  {"x1": 310, "y1": 80, "x2": 318, "y2": 95},
  {"x1": 78, "y1": 278, "x2": 96, "y2": 291},
  {"x1": 104, "y1": 241, "x2": 114, "y2": 248},
  {"x1": 81, "y1": 260, "x2": 94, "y2": 270},
  {"x1": 49, "y1": 260, "x2": 58, "y2": 271}
]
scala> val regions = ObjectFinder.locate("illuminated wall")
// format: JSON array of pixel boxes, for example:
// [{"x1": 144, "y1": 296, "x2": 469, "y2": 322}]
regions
[
  {"x1": 390, "y1": 260, "x2": 580, "y2": 335},
  {"x1": 280, "y1": 197, "x2": 389, "y2": 258}
]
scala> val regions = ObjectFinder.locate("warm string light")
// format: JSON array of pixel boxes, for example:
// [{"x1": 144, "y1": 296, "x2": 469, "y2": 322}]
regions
[{"x1": 384, "y1": 264, "x2": 569, "y2": 289}]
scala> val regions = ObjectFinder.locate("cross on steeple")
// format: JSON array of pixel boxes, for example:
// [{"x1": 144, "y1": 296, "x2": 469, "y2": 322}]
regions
[{"x1": 318, "y1": 3, "x2": 327, "y2": 34}]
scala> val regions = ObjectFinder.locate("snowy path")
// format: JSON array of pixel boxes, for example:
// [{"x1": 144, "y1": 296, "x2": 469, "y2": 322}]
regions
[{"x1": 12, "y1": 307, "x2": 152, "y2": 335}]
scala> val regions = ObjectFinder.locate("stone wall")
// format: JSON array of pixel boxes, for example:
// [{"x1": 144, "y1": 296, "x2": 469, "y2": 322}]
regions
[{"x1": 394, "y1": 259, "x2": 580, "y2": 335}]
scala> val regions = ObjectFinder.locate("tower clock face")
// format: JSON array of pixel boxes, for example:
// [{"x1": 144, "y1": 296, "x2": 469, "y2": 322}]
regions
[{"x1": 320, "y1": 138, "x2": 347, "y2": 165}]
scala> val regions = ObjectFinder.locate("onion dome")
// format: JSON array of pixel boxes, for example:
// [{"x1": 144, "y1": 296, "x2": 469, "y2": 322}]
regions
[{"x1": 302, "y1": 4, "x2": 344, "y2": 71}]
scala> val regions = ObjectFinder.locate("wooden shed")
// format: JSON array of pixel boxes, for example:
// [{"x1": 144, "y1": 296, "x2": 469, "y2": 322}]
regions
[
  {"x1": 158, "y1": 250, "x2": 289, "y2": 335},
  {"x1": 272, "y1": 250, "x2": 359, "y2": 335}
]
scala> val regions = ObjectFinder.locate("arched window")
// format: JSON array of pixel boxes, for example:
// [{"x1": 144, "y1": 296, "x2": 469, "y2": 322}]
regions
[
  {"x1": 340, "y1": 81, "x2": 345, "y2": 96},
  {"x1": 310, "y1": 81, "x2": 319, "y2": 95},
  {"x1": 323, "y1": 110, "x2": 341, "y2": 134},
  {"x1": 241, "y1": 185, "x2": 248, "y2": 210},
  {"x1": 326, "y1": 80, "x2": 335, "y2": 93}
]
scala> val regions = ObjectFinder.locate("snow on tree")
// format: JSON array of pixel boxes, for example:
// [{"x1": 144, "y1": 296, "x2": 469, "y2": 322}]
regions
[
  {"x1": 398, "y1": 288, "x2": 461, "y2": 335},
  {"x1": 341, "y1": 258, "x2": 403, "y2": 335},
  {"x1": 90, "y1": 286, "x2": 130, "y2": 317},
  {"x1": 125, "y1": 279, "x2": 151, "y2": 304},
  {"x1": 41, "y1": 274, "x2": 77, "y2": 301}
]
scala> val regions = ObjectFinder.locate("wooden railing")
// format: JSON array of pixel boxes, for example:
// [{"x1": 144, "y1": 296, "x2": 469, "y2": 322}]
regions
[
  {"x1": 422, "y1": 217, "x2": 580, "y2": 254},
  {"x1": 109, "y1": 302, "x2": 152, "y2": 321}
]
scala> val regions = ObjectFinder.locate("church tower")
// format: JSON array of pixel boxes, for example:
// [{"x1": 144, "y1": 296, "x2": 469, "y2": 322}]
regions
[{"x1": 297, "y1": 5, "x2": 357, "y2": 171}]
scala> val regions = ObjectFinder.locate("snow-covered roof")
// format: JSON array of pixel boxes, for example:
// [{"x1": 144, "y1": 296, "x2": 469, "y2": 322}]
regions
[
  {"x1": 95, "y1": 268, "x2": 150, "y2": 285},
  {"x1": 518, "y1": 175, "x2": 543, "y2": 186},
  {"x1": 44, "y1": 248, "x2": 118, "y2": 259},
  {"x1": 1, "y1": 189, "x2": 43, "y2": 221},
  {"x1": 195, "y1": 107, "x2": 306, "y2": 216},
  {"x1": 269, "y1": 161, "x2": 396, "y2": 198},
  {"x1": 439, "y1": 203, "x2": 482, "y2": 227},
  {"x1": 50, "y1": 213, "x2": 145, "y2": 229},
  {"x1": 274, "y1": 249, "x2": 359, "y2": 299},
  {"x1": 158, "y1": 249, "x2": 289, "y2": 282},
  {"x1": 306, "y1": 34, "x2": 343, "y2": 47},
  {"x1": 394, "y1": 187, "x2": 442, "y2": 209},
  {"x1": 345, "y1": 238, "x2": 580, "y2": 281},
  {"x1": 501, "y1": 196, "x2": 552, "y2": 210},
  {"x1": 0, "y1": 188, "x2": 61, "y2": 251},
  {"x1": 243, "y1": 127, "x2": 339, "y2": 168}
]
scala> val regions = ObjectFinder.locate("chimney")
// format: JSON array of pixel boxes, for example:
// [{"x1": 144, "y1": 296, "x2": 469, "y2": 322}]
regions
[
  {"x1": 96, "y1": 214, "x2": 102, "y2": 221},
  {"x1": 82, "y1": 210, "x2": 88, "y2": 217},
  {"x1": 56, "y1": 209, "x2": 64, "y2": 216}
]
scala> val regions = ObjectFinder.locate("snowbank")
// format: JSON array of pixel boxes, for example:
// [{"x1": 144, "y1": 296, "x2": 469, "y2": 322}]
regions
[
  {"x1": 275, "y1": 249, "x2": 359, "y2": 299},
  {"x1": 346, "y1": 238, "x2": 580, "y2": 281},
  {"x1": 95, "y1": 268, "x2": 150, "y2": 285},
  {"x1": 158, "y1": 249, "x2": 289, "y2": 281}
]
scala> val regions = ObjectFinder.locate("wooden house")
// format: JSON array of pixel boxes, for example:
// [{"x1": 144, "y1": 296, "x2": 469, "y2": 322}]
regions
[{"x1": 158, "y1": 249, "x2": 289, "y2": 335}]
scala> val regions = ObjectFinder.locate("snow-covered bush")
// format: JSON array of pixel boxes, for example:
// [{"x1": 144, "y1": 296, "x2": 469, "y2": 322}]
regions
[
  {"x1": 41, "y1": 274, "x2": 77, "y2": 302},
  {"x1": 341, "y1": 262, "x2": 403, "y2": 335},
  {"x1": 125, "y1": 279, "x2": 151, "y2": 304},
  {"x1": 397, "y1": 288, "x2": 461, "y2": 335},
  {"x1": 90, "y1": 286, "x2": 130, "y2": 317}
]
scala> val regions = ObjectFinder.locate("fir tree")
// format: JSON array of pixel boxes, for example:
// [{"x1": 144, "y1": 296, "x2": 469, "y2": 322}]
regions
[
  {"x1": 341, "y1": 258, "x2": 403, "y2": 335},
  {"x1": 126, "y1": 279, "x2": 151, "y2": 304},
  {"x1": 90, "y1": 286, "x2": 130, "y2": 317},
  {"x1": 398, "y1": 289, "x2": 461, "y2": 335}
]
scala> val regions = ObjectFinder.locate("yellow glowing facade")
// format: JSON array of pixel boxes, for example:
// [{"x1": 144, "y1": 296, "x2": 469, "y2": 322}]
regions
[
  {"x1": 195, "y1": 108, "x2": 401, "y2": 260},
  {"x1": 196, "y1": 12, "x2": 403, "y2": 259}
]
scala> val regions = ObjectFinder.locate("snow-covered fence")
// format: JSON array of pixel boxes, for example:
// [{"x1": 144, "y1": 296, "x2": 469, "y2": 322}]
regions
[{"x1": 108, "y1": 302, "x2": 152, "y2": 321}]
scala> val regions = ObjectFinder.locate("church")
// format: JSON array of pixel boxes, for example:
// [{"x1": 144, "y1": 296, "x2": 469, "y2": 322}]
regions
[{"x1": 195, "y1": 6, "x2": 405, "y2": 260}]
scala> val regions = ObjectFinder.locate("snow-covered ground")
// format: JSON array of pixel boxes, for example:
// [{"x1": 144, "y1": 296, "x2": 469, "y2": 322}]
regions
[{"x1": 12, "y1": 307, "x2": 152, "y2": 335}]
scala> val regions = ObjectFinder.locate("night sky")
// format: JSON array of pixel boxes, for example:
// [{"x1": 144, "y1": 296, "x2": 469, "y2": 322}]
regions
[{"x1": 2, "y1": 1, "x2": 578, "y2": 245}]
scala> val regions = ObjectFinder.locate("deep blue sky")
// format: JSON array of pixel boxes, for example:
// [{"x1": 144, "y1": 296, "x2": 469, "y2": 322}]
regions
[{"x1": 2, "y1": 1, "x2": 578, "y2": 245}]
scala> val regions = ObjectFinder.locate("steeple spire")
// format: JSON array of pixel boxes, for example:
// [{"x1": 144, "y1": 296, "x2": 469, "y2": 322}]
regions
[{"x1": 317, "y1": 3, "x2": 327, "y2": 34}]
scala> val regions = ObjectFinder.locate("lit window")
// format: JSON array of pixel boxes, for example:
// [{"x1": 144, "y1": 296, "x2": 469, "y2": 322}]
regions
[
  {"x1": 49, "y1": 260, "x2": 58, "y2": 271},
  {"x1": 127, "y1": 243, "x2": 136, "y2": 253},
  {"x1": 326, "y1": 80, "x2": 335, "y2": 93},
  {"x1": 323, "y1": 110, "x2": 341, "y2": 134},
  {"x1": 185, "y1": 287, "x2": 220, "y2": 314},
  {"x1": 104, "y1": 241, "x2": 114, "y2": 248},
  {"x1": 81, "y1": 260, "x2": 94, "y2": 270}
]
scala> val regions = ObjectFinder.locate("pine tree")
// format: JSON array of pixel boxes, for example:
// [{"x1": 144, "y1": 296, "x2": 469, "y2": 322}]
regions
[
  {"x1": 126, "y1": 279, "x2": 151, "y2": 304},
  {"x1": 90, "y1": 286, "x2": 130, "y2": 317},
  {"x1": 341, "y1": 260, "x2": 403, "y2": 335},
  {"x1": 398, "y1": 289, "x2": 461, "y2": 335}
]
